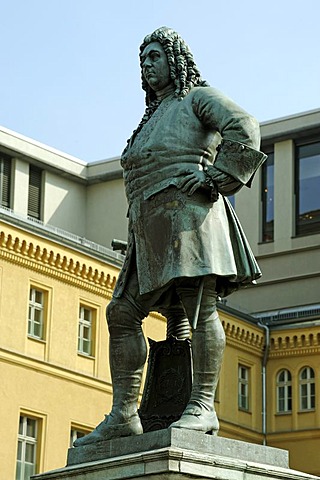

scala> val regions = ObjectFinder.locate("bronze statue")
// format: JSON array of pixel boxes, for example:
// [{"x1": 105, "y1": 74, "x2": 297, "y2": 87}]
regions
[{"x1": 75, "y1": 26, "x2": 266, "y2": 447}]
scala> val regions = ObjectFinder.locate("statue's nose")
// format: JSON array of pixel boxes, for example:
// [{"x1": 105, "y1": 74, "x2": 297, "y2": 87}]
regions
[{"x1": 143, "y1": 57, "x2": 152, "y2": 68}]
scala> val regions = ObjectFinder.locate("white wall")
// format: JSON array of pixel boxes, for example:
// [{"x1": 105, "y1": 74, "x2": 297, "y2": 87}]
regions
[
  {"x1": 43, "y1": 171, "x2": 87, "y2": 237},
  {"x1": 86, "y1": 178, "x2": 128, "y2": 249}
]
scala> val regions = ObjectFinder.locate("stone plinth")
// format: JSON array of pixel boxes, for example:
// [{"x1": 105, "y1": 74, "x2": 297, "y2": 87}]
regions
[{"x1": 33, "y1": 428, "x2": 319, "y2": 480}]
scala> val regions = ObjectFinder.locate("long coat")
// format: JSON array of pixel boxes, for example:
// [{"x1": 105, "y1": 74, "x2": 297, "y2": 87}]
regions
[{"x1": 113, "y1": 86, "x2": 266, "y2": 298}]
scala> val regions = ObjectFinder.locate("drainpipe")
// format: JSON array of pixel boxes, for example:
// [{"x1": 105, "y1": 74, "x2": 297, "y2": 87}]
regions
[{"x1": 258, "y1": 321, "x2": 270, "y2": 446}]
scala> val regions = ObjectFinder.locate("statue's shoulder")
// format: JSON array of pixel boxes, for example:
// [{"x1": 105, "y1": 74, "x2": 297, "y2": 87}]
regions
[
  {"x1": 190, "y1": 85, "x2": 223, "y2": 99},
  {"x1": 190, "y1": 86, "x2": 236, "y2": 113}
]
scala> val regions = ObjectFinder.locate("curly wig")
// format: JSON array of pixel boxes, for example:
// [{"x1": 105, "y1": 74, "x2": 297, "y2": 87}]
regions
[{"x1": 139, "y1": 26, "x2": 208, "y2": 106}]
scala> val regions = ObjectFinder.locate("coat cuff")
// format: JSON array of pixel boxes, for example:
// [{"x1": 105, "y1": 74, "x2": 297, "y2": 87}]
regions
[{"x1": 213, "y1": 139, "x2": 267, "y2": 187}]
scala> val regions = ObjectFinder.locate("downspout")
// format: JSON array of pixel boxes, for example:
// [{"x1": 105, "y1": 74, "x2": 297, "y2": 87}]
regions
[{"x1": 258, "y1": 321, "x2": 270, "y2": 446}]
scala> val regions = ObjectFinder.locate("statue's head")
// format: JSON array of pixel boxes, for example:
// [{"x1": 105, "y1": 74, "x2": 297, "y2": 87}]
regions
[{"x1": 139, "y1": 26, "x2": 206, "y2": 105}]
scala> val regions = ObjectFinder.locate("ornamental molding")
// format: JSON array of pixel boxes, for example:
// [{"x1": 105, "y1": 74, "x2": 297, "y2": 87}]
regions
[
  {"x1": 0, "y1": 231, "x2": 117, "y2": 297},
  {"x1": 269, "y1": 347, "x2": 320, "y2": 358},
  {"x1": 221, "y1": 318, "x2": 264, "y2": 353},
  {"x1": 270, "y1": 331, "x2": 320, "y2": 357}
]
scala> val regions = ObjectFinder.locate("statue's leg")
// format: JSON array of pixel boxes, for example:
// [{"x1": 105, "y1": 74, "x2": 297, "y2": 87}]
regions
[
  {"x1": 170, "y1": 275, "x2": 225, "y2": 435},
  {"x1": 160, "y1": 304, "x2": 191, "y2": 340},
  {"x1": 74, "y1": 270, "x2": 148, "y2": 446}
]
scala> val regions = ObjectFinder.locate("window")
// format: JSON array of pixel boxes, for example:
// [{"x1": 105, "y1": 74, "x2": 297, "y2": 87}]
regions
[
  {"x1": 276, "y1": 369, "x2": 292, "y2": 413},
  {"x1": 0, "y1": 152, "x2": 12, "y2": 207},
  {"x1": 28, "y1": 165, "x2": 42, "y2": 219},
  {"x1": 238, "y1": 365, "x2": 250, "y2": 410},
  {"x1": 228, "y1": 195, "x2": 235, "y2": 209},
  {"x1": 78, "y1": 305, "x2": 94, "y2": 356},
  {"x1": 299, "y1": 367, "x2": 315, "y2": 411},
  {"x1": 295, "y1": 141, "x2": 320, "y2": 236},
  {"x1": 28, "y1": 288, "x2": 45, "y2": 340},
  {"x1": 261, "y1": 152, "x2": 274, "y2": 242},
  {"x1": 16, "y1": 416, "x2": 39, "y2": 480},
  {"x1": 70, "y1": 427, "x2": 90, "y2": 448}
]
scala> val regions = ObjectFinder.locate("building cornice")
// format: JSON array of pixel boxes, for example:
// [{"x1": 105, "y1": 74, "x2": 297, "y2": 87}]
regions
[
  {"x1": 0, "y1": 208, "x2": 124, "y2": 267},
  {"x1": 0, "y1": 125, "x2": 88, "y2": 183},
  {"x1": 0, "y1": 229, "x2": 118, "y2": 298},
  {"x1": 221, "y1": 316, "x2": 264, "y2": 355},
  {"x1": 260, "y1": 108, "x2": 320, "y2": 127},
  {"x1": 260, "y1": 108, "x2": 320, "y2": 146},
  {"x1": 219, "y1": 310, "x2": 320, "y2": 358},
  {"x1": 269, "y1": 327, "x2": 320, "y2": 358},
  {"x1": 86, "y1": 157, "x2": 122, "y2": 184},
  {"x1": 269, "y1": 347, "x2": 320, "y2": 358}
]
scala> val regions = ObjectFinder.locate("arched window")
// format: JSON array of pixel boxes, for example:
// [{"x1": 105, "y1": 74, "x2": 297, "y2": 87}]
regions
[
  {"x1": 277, "y1": 369, "x2": 292, "y2": 413},
  {"x1": 299, "y1": 367, "x2": 315, "y2": 411}
]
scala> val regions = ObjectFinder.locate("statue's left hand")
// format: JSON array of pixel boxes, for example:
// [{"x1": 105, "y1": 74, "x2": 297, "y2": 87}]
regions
[{"x1": 177, "y1": 170, "x2": 207, "y2": 196}]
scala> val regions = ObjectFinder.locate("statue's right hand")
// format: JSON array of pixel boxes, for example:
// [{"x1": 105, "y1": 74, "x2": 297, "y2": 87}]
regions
[{"x1": 177, "y1": 170, "x2": 207, "y2": 196}]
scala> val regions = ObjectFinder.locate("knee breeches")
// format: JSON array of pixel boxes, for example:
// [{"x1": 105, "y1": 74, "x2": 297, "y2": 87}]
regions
[{"x1": 107, "y1": 266, "x2": 219, "y2": 338}]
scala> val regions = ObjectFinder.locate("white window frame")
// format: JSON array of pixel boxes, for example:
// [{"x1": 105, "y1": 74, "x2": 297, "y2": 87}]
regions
[
  {"x1": 276, "y1": 369, "x2": 292, "y2": 413},
  {"x1": 28, "y1": 288, "x2": 44, "y2": 340},
  {"x1": 70, "y1": 427, "x2": 90, "y2": 448},
  {"x1": 78, "y1": 305, "x2": 93, "y2": 356},
  {"x1": 16, "y1": 415, "x2": 38, "y2": 480},
  {"x1": 299, "y1": 367, "x2": 315, "y2": 411},
  {"x1": 238, "y1": 365, "x2": 250, "y2": 411}
]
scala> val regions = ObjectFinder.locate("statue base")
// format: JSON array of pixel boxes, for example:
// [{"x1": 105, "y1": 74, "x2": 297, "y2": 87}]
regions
[{"x1": 32, "y1": 428, "x2": 319, "y2": 480}]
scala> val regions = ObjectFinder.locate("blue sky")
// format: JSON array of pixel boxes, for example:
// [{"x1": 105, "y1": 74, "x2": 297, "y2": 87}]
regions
[{"x1": 0, "y1": 0, "x2": 319, "y2": 162}]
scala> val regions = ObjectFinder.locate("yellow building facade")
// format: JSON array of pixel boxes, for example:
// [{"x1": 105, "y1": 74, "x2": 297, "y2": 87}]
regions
[
  {"x1": 0, "y1": 117, "x2": 319, "y2": 479},
  {"x1": 2, "y1": 218, "x2": 319, "y2": 478}
]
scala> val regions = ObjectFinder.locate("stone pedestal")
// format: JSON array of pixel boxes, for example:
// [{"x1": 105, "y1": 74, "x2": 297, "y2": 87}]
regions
[{"x1": 33, "y1": 428, "x2": 319, "y2": 480}]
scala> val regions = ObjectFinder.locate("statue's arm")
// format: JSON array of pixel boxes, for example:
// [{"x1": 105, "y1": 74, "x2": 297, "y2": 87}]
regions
[
  {"x1": 192, "y1": 86, "x2": 261, "y2": 149},
  {"x1": 192, "y1": 87, "x2": 267, "y2": 191}
]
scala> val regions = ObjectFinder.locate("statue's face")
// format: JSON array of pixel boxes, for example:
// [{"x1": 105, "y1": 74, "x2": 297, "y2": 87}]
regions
[{"x1": 140, "y1": 41, "x2": 172, "y2": 92}]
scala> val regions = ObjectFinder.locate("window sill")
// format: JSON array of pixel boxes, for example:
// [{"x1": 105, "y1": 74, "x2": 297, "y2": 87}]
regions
[
  {"x1": 292, "y1": 231, "x2": 320, "y2": 239},
  {"x1": 258, "y1": 240, "x2": 274, "y2": 245},
  {"x1": 275, "y1": 411, "x2": 292, "y2": 416},
  {"x1": 27, "y1": 335, "x2": 46, "y2": 344},
  {"x1": 238, "y1": 408, "x2": 251, "y2": 414},
  {"x1": 298, "y1": 409, "x2": 315, "y2": 414},
  {"x1": 77, "y1": 352, "x2": 95, "y2": 360}
]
